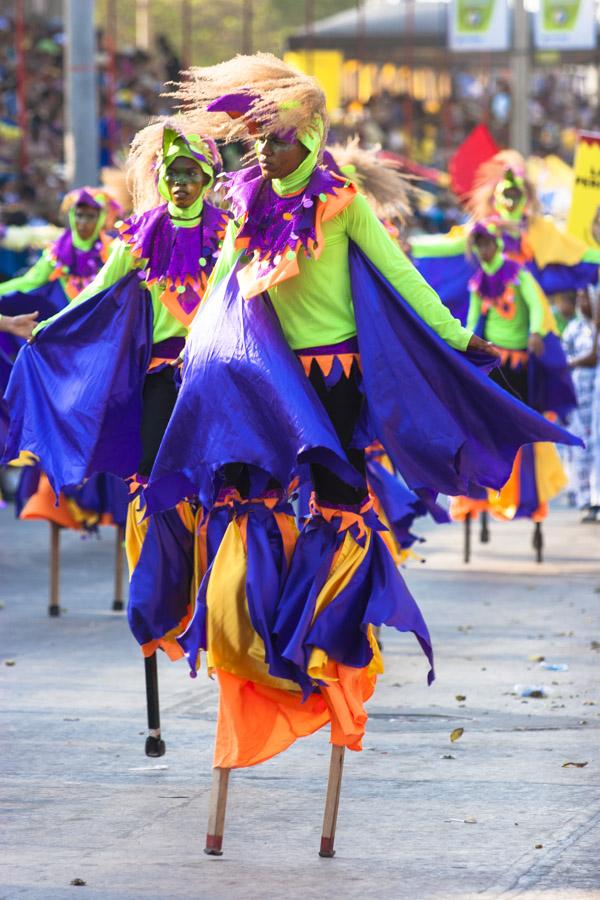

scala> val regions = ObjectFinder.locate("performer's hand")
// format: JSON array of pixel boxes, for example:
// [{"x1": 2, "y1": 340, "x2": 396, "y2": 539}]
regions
[
  {"x1": 528, "y1": 332, "x2": 545, "y2": 358},
  {"x1": 467, "y1": 334, "x2": 501, "y2": 358},
  {"x1": 2, "y1": 311, "x2": 39, "y2": 339}
]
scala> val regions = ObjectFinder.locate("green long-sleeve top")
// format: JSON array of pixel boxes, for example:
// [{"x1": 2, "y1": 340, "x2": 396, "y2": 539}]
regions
[
  {"x1": 62, "y1": 239, "x2": 186, "y2": 344},
  {"x1": 409, "y1": 229, "x2": 467, "y2": 261},
  {"x1": 0, "y1": 249, "x2": 56, "y2": 297},
  {"x1": 212, "y1": 192, "x2": 472, "y2": 352},
  {"x1": 466, "y1": 268, "x2": 546, "y2": 349}
]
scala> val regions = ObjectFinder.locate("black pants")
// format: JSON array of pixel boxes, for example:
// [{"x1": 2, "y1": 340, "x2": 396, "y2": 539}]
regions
[
  {"x1": 138, "y1": 367, "x2": 178, "y2": 477},
  {"x1": 222, "y1": 360, "x2": 368, "y2": 507},
  {"x1": 490, "y1": 360, "x2": 529, "y2": 407},
  {"x1": 307, "y1": 360, "x2": 367, "y2": 506}
]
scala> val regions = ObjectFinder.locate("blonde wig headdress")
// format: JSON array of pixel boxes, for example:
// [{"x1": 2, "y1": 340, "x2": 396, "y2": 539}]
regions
[
  {"x1": 467, "y1": 150, "x2": 538, "y2": 221},
  {"x1": 170, "y1": 53, "x2": 328, "y2": 151}
]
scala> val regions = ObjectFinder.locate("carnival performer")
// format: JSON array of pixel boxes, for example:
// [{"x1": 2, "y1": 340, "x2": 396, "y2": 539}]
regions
[
  {"x1": 0, "y1": 188, "x2": 128, "y2": 544},
  {"x1": 411, "y1": 150, "x2": 600, "y2": 324},
  {"x1": 3, "y1": 120, "x2": 229, "y2": 751},
  {"x1": 0, "y1": 187, "x2": 121, "y2": 331},
  {"x1": 448, "y1": 219, "x2": 575, "y2": 559},
  {"x1": 135, "y1": 55, "x2": 579, "y2": 814}
]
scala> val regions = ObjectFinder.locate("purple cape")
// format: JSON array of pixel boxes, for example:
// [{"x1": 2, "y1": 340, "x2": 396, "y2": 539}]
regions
[
  {"x1": 350, "y1": 245, "x2": 579, "y2": 497},
  {"x1": 144, "y1": 266, "x2": 364, "y2": 514},
  {"x1": 2, "y1": 272, "x2": 153, "y2": 492},
  {"x1": 143, "y1": 244, "x2": 580, "y2": 514},
  {"x1": 414, "y1": 250, "x2": 599, "y2": 323}
]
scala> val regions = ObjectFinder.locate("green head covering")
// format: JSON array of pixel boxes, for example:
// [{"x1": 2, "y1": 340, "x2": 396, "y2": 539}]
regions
[
  {"x1": 493, "y1": 171, "x2": 528, "y2": 222},
  {"x1": 158, "y1": 127, "x2": 219, "y2": 219},
  {"x1": 266, "y1": 117, "x2": 324, "y2": 197}
]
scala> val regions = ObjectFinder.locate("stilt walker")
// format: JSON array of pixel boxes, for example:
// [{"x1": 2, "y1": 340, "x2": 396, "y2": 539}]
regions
[
  {"x1": 136, "y1": 55, "x2": 580, "y2": 855},
  {"x1": 2, "y1": 120, "x2": 228, "y2": 754},
  {"x1": 411, "y1": 149, "x2": 600, "y2": 325},
  {"x1": 449, "y1": 219, "x2": 578, "y2": 562},
  {"x1": 0, "y1": 187, "x2": 129, "y2": 614}
]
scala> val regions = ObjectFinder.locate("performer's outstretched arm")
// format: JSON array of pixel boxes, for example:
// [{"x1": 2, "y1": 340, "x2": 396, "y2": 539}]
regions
[{"x1": 346, "y1": 193, "x2": 472, "y2": 350}]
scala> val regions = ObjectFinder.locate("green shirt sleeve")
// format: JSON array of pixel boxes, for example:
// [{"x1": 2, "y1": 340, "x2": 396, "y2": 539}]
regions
[
  {"x1": 32, "y1": 239, "x2": 138, "y2": 334},
  {"x1": 345, "y1": 193, "x2": 472, "y2": 351},
  {"x1": 409, "y1": 230, "x2": 468, "y2": 259},
  {"x1": 582, "y1": 247, "x2": 600, "y2": 265},
  {"x1": 518, "y1": 269, "x2": 546, "y2": 335},
  {"x1": 466, "y1": 290, "x2": 482, "y2": 333},
  {"x1": 204, "y1": 218, "x2": 243, "y2": 296},
  {"x1": 0, "y1": 250, "x2": 55, "y2": 297}
]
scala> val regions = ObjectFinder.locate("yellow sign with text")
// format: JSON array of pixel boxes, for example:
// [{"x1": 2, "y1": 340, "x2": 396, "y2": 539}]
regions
[{"x1": 567, "y1": 131, "x2": 600, "y2": 248}]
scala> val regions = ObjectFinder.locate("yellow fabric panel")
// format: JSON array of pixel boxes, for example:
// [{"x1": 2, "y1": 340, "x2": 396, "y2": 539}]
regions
[
  {"x1": 64, "y1": 497, "x2": 100, "y2": 530},
  {"x1": 527, "y1": 216, "x2": 589, "y2": 268},
  {"x1": 487, "y1": 450, "x2": 521, "y2": 521},
  {"x1": 125, "y1": 495, "x2": 148, "y2": 577},
  {"x1": 534, "y1": 442, "x2": 567, "y2": 503},
  {"x1": 307, "y1": 625, "x2": 383, "y2": 684},
  {"x1": 206, "y1": 519, "x2": 300, "y2": 693},
  {"x1": 530, "y1": 278, "x2": 558, "y2": 335},
  {"x1": 7, "y1": 451, "x2": 39, "y2": 468},
  {"x1": 306, "y1": 530, "x2": 385, "y2": 683},
  {"x1": 311, "y1": 530, "x2": 370, "y2": 624}
]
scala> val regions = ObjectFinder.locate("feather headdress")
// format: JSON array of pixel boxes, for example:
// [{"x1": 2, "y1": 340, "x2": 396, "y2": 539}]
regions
[
  {"x1": 171, "y1": 53, "x2": 328, "y2": 149},
  {"x1": 467, "y1": 150, "x2": 538, "y2": 221},
  {"x1": 126, "y1": 116, "x2": 222, "y2": 214},
  {"x1": 326, "y1": 137, "x2": 415, "y2": 223}
]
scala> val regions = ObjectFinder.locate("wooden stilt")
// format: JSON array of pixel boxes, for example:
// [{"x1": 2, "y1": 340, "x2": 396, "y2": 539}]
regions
[
  {"x1": 319, "y1": 744, "x2": 345, "y2": 857},
  {"x1": 48, "y1": 522, "x2": 61, "y2": 617},
  {"x1": 463, "y1": 513, "x2": 471, "y2": 564},
  {"x1": 372, "y1": 624, "x2": 383, "y2": 651},
  {"x1": 112, "y1": 525, "x2": 126, "y2": 611},
  {"x1": 533, "y1": 521, "x2": 543, "y2": 564},
  {"x1": 204, "y1": 767, "x2": 230, "y2": 856},
  {"x1": 144, "y1": 653, "x2": 165, "y2": 757},
  {"x1": 479, "y1": 510, "x2": 490, "y2": 544}
]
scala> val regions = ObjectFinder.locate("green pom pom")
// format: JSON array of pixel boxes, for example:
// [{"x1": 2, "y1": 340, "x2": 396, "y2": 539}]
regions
[
  {"x1": 199, "y1": 257, "x2": 207, "y2": 267},
  {"x1": 318, "y1": 192, "x2": 327, "y2": 203},
  {"x1": 176, "y1": 285, "x2": 186, "y2": 294},
  {"x1": 285, "y1": 250, "x2": 296, "y2": 261}
]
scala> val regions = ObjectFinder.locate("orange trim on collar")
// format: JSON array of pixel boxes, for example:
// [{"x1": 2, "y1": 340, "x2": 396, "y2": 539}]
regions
[{"x1": 236, "y1": 183, "x2": 357, "y2": 300}]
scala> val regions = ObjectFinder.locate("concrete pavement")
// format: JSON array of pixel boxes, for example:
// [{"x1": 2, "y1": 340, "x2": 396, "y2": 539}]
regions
[{"x1": 1, "y1": 502, "x2": 599, "y2": 900}]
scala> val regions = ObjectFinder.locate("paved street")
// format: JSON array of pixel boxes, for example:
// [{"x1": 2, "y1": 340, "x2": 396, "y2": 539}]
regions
[{"x1": 1, "y1": 501, "x2": 599, "y2": 900}]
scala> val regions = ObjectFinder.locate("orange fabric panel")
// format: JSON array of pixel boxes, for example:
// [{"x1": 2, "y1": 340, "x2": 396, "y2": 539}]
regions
[
  {"x1": 320, "y1": 663, "x2": 376, "y2": 751},
  {"x1": 213, "y1": 669, "x2": 330, "y2": 769},
  {"x1": 20, "y1": 474, "x2": 80, "y2": 530},
  {"x1": 212, "y1": 662, "x2": 377, "y2": 769},
  {"x1": 449, "y1": 495, "x2": 490, "y2": 522}
]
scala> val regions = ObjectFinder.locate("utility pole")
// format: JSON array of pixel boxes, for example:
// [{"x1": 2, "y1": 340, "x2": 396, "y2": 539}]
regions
[
  {"x1": 64, "y1": 0, "x2": 98, "y2": 187},
  {"x1": 242, "y1": 0, "x2": 253, "y2": 55},
  {"x1": 136, "y1": 0, "x2": 151, "y2": 51},
  {"x1": 510, "y1": 0, "x2": 531, "y2": 155}
]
